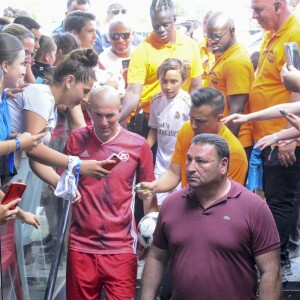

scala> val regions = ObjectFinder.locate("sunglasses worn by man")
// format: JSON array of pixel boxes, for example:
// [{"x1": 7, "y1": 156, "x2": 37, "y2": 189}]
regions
[
  {"x1": 112, "y1": 9, "x2": 127, "y2": 15},
  {"x1": 204, "y1": 28, "x2": 231, "y2": 42},
  {"x1": 109, "y1": 32, "x2": 131, "y2": 41}
]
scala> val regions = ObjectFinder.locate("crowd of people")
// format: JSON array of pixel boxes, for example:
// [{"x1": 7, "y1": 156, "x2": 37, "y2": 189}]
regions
[{"x1": 1, "y1": 0, "x2": 300, "y2": 299}]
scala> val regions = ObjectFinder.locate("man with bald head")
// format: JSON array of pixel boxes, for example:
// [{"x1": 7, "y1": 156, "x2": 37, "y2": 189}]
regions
[
  {"x1": 64, "y1": 86, "x2": 157, "y2": 299},
  {"x1": 205, "y1": 11, "x2": 254, "y2": 160},
  {"x1": 98, "y1": 15, "x2": 136, "y2": 97},
  {"x1": 247, "y1": 0, "x2": 300, "y2": 282}
]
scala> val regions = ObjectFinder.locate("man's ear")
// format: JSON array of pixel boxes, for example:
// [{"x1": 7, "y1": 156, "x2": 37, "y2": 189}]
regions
[
  {"x1": 217, "y1": 113, "x2": 224, "y2": 122},
  {"x1": 220, "y1": 157, "x2": 229, "y2": 175}
]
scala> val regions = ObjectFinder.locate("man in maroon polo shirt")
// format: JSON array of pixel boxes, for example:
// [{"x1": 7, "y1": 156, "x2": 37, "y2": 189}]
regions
[{"x1": 140, "y1": 133, "x2": 281, "y2": 300}]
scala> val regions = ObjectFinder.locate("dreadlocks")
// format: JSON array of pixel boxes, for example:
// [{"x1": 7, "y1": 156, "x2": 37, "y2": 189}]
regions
[{"x1": 150, "y1": 0, "x2": 174, "y2": 15}]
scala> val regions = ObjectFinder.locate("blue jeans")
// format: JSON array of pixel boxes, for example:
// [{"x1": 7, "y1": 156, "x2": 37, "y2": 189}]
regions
[{"x1": 261, "y1": 146, "x2": 300, "y2": 266}]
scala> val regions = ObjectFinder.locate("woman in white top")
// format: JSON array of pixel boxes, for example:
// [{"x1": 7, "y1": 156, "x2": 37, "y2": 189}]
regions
[{"x1": 0, "y1": 32, "x2": 46, "y2": 225}]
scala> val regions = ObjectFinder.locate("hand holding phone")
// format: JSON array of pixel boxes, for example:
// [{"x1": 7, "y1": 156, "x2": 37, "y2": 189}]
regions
[
  {"x1": 38, "y1": 126, "x2": 52, "y2": 134},
  {"x1": 1, "y1": 182, "x2": 27, "y2": 209},
  {"x1": 122, "y1": 59, "x2": 130, "y2": 69},
  {"x1": 279, "y1": 109, "x2": 289, "y2": 117},
  {"x1": 284, "y1": 42, "x2": 300, "y2": 70},
  {"x1": 103, "y1": 153, "x2": 121, "y2": 171}
]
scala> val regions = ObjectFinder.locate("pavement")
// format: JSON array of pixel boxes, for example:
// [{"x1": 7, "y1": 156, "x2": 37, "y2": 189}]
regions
[{"x1": 283, "y1": 256, "x2": 300, "y2": 299}]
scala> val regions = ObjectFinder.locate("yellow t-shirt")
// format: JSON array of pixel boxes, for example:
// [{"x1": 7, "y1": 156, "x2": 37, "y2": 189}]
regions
[
  {"x1": 208, "y1": 43, "x2": 254, "y2": 148},
  {"x1": 128, "y1": 31, "x2": 202, "y2": 116},
  {"x1": 171, "y1": 121, "x2": 248, "y2": 186},
  {"x1": 250, "y1": 14, "x2": 300, "y2": 141}
]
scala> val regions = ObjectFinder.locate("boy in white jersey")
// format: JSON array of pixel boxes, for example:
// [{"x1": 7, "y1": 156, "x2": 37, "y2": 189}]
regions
[{"x1": 147, "y1": 58, "x2": 191, "y2": 206}]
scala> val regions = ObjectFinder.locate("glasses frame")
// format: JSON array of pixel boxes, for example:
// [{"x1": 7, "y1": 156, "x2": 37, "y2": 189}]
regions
[
  {"x1": 111, "y1": 9, "x2": 127, "y2": 15},
  {"x1": 204, "y1": 28, "x2": 231, "y2": 42},
  {"x1": 109, "y1": 32, "x2": 131, "y2": 41}
]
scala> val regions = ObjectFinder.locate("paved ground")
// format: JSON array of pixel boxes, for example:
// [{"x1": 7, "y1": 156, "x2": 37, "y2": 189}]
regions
[{"x1": 283, "y1": 256, "x2": 300, "y2": 299}]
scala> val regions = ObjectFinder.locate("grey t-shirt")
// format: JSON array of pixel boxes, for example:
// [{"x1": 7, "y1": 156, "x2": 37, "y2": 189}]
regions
[{"x1": 8, "y1": 84, "x2": 56, "y2": 145}]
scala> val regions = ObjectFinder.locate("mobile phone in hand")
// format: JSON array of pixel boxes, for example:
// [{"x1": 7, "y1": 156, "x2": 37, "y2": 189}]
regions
[
  {"x1": 122, "y1": 59, "x2": 130, "y2": 69},
  {"x1": 103, "y1": 153, "x2": 121, "y2": 171},
  {"x1": 2, "y1": 182, "x2": 27, "y2": 209},
  {"x1": 279, "y1": 109, "x2": 288, "y2": 117},
  {"x1": 38, "y1": 126, "x2": 52, "y2": 134},
  {"x1": 284, "y1": 42, "x2": 300, "y2": 70}
]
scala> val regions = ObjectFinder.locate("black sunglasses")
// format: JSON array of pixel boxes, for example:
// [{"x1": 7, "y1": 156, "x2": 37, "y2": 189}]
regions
[
  {"x1": 204, "y1": 28, "x2": 231, "y2": 42},
  {"x1": 112, "y1": 9, "x2": 127, "y2": 15},
  {"x1": 109, "y1": 32, "x2": 131, "y2": 41}
]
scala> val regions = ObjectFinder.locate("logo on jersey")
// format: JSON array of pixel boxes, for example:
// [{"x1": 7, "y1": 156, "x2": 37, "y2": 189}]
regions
[
  {"x1": 117, "y1": 151, "x2": 129, "y2": 161},
  {"x1": 174, "y1": 111, "x2": 180, "y2": 119},
  {"x1": 80, "y1": 150, "x2": 90, "y2": 157}
]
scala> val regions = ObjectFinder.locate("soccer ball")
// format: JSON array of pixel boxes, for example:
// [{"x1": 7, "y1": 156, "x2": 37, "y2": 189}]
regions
[{"x1": 137, "y1": 212, "x2": 159, "y2": 248}]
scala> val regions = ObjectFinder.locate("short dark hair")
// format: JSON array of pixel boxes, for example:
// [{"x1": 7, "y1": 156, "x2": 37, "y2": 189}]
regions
[
  {"x1": 191, "y1": 87, "x2": 225, "y2": 116},
  {"x1": 14, "y1": 16, "x2": 41, "y2": 30},
  {"x1": 0, "y1": 17, "x2": 10, "y2": 26},
  {"x1": 64, "y1": 10, "x2": 96, "y2": 33},
  {"x1": 52, "y1": 32, "x2": 79, "y2": 55},
  {"x1": 35, "y1": 35, "x2": 57, "y2": 61},
  {"x1": 157, "y1": 58, "x2": 187, "y2": 82},
  {"x1": 67, "y1": 0, "x2": 90, "y2": 11},
  {"x1": 191, "y1": 133, "x2": 230, "y2": 164}
]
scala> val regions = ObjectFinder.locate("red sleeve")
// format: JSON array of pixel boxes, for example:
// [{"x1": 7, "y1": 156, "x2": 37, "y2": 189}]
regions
[
  {"x1": 251, "y1": 202, "x2": 280, "y2": 257},
  {"x1": 137, "y1": 140, "x2": 155, "y2": 182}
]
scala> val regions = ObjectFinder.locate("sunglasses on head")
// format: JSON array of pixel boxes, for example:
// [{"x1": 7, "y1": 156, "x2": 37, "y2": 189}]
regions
[
  {"x1": 109, "y1": 32, "x2": 131, "y2": 41},
  {"x1": 112, "y1": 9, "x2": 127, "y2": 15}
]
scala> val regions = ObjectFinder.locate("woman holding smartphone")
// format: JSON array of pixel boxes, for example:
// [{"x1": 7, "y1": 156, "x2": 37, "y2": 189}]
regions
[{"x1": 0, "y1": 32, "x2": 44, "y2": 226}]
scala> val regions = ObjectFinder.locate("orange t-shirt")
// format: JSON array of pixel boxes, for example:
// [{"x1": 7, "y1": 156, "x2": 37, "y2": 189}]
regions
[
  {"x1": 171, "y1": 121, "x2": 248, "y2": 186},
  {"x1": 250, "y1": 14, "x2": 300, "y2": 141},
  {"x1": 208, "y1": 43, "x2": 254, "y2": 148}
]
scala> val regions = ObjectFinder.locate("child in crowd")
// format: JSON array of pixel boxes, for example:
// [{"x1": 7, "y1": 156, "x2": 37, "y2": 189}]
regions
[
  {"x1": 32, "y1": 35, "x2": 57, "y2": 83},
  {"x1": 147, "y1": 58, "x2": 191, "y2": 206}
]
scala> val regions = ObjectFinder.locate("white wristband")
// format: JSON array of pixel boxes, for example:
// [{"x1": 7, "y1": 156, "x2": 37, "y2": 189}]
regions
[
  {"x1": 67, "y1": 155, "x2": 80, "y2": 173},
  {"x1": 272, "y1": 133, "x2": 279, "y2": 143}
]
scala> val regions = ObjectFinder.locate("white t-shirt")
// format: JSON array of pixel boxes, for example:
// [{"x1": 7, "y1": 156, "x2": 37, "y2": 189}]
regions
[
  {"x1": 97, "y1": 47, "x2": 135, "y2": 96},
  {"x1": 8, "y1": 84, "x2": 57, "y2": 145},
  {"x1": 148, "y1": 89, "x2": 191, "y2": 204}
]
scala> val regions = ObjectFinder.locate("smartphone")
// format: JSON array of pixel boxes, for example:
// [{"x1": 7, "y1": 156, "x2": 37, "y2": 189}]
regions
[
  {"x1": 279, "y1": 109, "x2": 288, "y2": 117},
  {"x1": 122, "y1": 59, "x2": 130, "y2": 69},
  {"x1": 2, "y1": 182, "x2": 27, "y2": 209},
  {"x1": 135, "y1": 184, "x2": 152, "y2": 193},
  {"x1": 38, "y1": 126, "x2": 52, "y2": 134},
  {"x1": 103, "y1": 153, "x2": 121, "y2": 171},
  {"x1": 284, "y1": 42, "x2": 300, "y2": 70}
]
